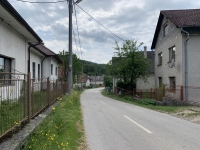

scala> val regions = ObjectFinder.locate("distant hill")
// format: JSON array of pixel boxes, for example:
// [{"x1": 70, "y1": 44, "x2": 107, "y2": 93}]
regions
[{"x1": 81, "y1": 60, "x2": 107, "y2": 76}]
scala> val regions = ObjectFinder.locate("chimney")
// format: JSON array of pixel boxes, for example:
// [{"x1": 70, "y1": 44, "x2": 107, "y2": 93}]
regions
[{"x1": 144, "y1": 46, "x2": 147, "y2": 58}]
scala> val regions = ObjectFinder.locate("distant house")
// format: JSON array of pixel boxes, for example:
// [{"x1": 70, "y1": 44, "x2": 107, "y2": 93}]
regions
[
  {"x1": 76, "y1": 74, "x2": 92, "y2": 87},
  {"x1": 90, "y1": 76, "x2": 104, "y2": 86},
  {"x1": 151, "y1": 9, "x2": 200, "y2": 102},
  {"x1": 136, "y1": 46, "x2": 155, "y2": 89}
]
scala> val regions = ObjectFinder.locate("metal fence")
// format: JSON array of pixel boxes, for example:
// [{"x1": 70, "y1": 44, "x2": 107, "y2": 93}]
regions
[
  {"x1": 0, "y1": 72, "x2": 67, "y2": 142},
  {"x1": 114, "y1": 85, "x2": 184, "y2": 101}
]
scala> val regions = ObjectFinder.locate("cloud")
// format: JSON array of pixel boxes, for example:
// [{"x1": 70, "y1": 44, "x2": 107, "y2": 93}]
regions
[{"x1": 7, "y1": 0, "x2": 200, "y2": 64}]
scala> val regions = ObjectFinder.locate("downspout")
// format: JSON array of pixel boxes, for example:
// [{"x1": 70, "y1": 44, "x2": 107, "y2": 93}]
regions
[
  {"x1": 28, "y1": 42, "x2": 41, "y2": 74},
  {"x1": 180, "y1": 27, "x2": 190, "y2": 101}
]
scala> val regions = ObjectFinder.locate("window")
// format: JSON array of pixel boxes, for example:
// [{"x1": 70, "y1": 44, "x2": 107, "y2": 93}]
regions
[
  {"x1": 169, "y1": 46, "x2": 176, "y2": 62},
  {"x1": 163, "y1": 24, "x2": 169, "y2": 37},
  {"x1": 38, "y1": 64, "x2": 40, "y2": 81},
  {"x1": 158, "y1": 52, "x2": 163, "y2": 65},
  {"x1": 55, "y1": 67, "x2": 57, "y2": 76},
  {"x1": 51, "y1": 64, "x2": 53, "y2": 75},
  {"x1": 158, "y1": 77, "x2": 162, "y2": 87},
  {"x1": 32, "y1": 62, "x2": 35, "y2": 79},
  {"x1": 169, "y1": 77, "x2": 176, "y2": 91},
  {"x1": 0, "y1": 56, "x2": 11, "y2": 84}
]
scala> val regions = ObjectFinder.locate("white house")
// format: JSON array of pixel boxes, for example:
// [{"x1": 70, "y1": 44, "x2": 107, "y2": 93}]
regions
[
  {"x1": 0, "y1": 0, "x2": 62, "y2": 100},
  {"x1": 151, "y1": 9, "x2": 200, "y2": 102}
]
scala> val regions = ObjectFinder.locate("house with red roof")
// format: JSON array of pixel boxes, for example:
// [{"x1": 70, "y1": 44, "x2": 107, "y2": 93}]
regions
[{"x1": 151, "y1": 9, "x2": 200, "y2": 102}]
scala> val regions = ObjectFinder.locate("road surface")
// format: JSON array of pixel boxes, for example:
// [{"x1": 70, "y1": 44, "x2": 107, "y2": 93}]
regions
[{"x1": 81, "y1": 88, "x2": 200, "y2": 150}]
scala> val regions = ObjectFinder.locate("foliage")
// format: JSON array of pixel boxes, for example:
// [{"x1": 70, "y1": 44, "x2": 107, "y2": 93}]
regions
[
  {"x1": 116, "y1": 80, "x2": 135, "y2": 90},
  {"x1": 58, "y1": 51, "x2": 82, "y2": 83},
  {"x1": 22, "y1": 91, "x2": 86, "y2": 150},
  {"x1": 106, "y1": 40, "x2": 151, "y2": 90},
  {"x1": 136, "y1": 99, "x2": 156, "y2": 106},
  {"x1": 103, "y1": 76, "x2": 113, "y2": 87},
  {"x1": 81, "y1": 60, "x2": 106, "y2": 76}
]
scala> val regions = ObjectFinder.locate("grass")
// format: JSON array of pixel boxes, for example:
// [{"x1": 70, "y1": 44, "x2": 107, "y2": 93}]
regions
[
  {"x1": 21, "y1": 90, "x2": 87, "y2": 150},
  {"x1": 101, "y1": 90, "x2": 190, "y2": 113}
]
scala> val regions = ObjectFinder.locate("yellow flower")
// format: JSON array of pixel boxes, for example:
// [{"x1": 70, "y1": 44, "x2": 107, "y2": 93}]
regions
[
  {"x1": 59, "y1": 98, "x2": 62, "y2": 101},
  {"x1": 52, "y1": 107, "x2": 55, "y2": 111},
  {"x1": 14, "y1": 121, "x2": 19, "y2": 125},
  {"x1": 46, "y1": 134, "x2": 48, "y2": 136},
  {"x1": 50, "y1": 137, "x2": 54, "y2": 140},
  {"x1": 61, "y1": 142, "x2": 64, "y2": 146}
]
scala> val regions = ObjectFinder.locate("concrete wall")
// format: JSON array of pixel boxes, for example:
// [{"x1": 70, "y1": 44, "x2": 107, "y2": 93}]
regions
[
  {"x1": 136, "y1": 74, "x2": 155, "y2": 89},
  {"x1": 154, "y1": 17, "x2": 183, "y2": 87}
]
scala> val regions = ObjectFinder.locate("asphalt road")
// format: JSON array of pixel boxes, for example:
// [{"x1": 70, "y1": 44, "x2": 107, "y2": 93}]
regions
[{"x1": 81, "y1": 88, "x2": 200, "y2": 150}]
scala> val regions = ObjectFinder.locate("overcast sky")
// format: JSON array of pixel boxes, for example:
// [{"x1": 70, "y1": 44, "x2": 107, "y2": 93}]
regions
[{"x1": 8, "y1": 0, "x2": 200, "y2": 64}]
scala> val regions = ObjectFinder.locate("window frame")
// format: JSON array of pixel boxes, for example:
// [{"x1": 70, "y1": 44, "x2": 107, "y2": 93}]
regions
[
  {"x1": 163, "y1": 24, "x2": 169, "y2": 37},
  {"x1": 51, "y1": 64, "x2": 53, "y2": 75},
  {"x1": 158, "y1": 52, "x2": 163, "y2": 65},
  {"x1": 0, "y1": 56, "x2": 12, "y2": 85},
  {"x1": 55, "y1": 67, "x2": 57, "y2": 76},
  {"x1": 158, "y1": 77, "x2": 163, "y2": 87},
  {"x1": 169, "y1": 77, "x2": 176, "y2": 92},
  {"x1": 169, "y1": 46, "x2": 176, "y2": 62},
  {"x1": 38, "y1": 64, "x2": 40, "y2": 81}
]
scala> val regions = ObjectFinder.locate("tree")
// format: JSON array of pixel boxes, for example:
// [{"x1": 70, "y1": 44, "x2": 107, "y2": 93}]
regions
[
  {"x1": 106, "y1": 40, "x2": 151, "y2": 89},
  {"x1": 103, "y1": 76, "x2": 113, "y2": 87},
  {"x1": 58, "y1": 51, "x2": 82, "y2": 83}
]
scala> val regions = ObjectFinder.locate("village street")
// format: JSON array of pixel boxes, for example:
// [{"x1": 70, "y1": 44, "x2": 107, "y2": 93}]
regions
[{"x1": 81, "y1": 88, "x2": 200, "y2": 150}]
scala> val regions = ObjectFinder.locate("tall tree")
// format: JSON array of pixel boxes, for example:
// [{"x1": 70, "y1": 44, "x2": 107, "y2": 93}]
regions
[
  {"x1": 58, "y1": 51, "x2": 82, "y2": 83},
  {"x1": 106, "y1": 40, "x2": 151, "y2": 89}
]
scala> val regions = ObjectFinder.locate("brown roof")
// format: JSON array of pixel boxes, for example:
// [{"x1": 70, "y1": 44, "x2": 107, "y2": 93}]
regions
[
  {"x1": 161, "y1": 9, "x2": 200, "y2": 27},
  {"x1": 29, "y1": 42, "x2": 62, "y2": 63},
  {"x1": 151, "y1": 9, "x2": 200, "y2": 49}
]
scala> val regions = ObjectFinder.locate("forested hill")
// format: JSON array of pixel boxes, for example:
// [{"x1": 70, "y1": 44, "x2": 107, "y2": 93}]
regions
[{"x1": 81, "y1": 60, "x2": 107, "y2": 76}]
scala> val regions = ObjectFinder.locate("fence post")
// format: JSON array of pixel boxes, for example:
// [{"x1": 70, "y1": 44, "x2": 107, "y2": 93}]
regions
[
  {"x1": 150, "y1": 88, "x2": 152, "y2": 99},
  {"x1": 27, "y1": 72, "x2": 31, "y2": 122},
  {"x1": 140, "y1": 90, "x2": 143, "y2": 99},
  {"x1": 47, "y1": 77, "x2": 50, "y2": 106},
  {"x1": 56, "y1": 79, "x2": 58, "y2": 97},
  {"x1": 155, "y1": 89, "x2": 157, "y2": 101},
  {"x1": 180, "y1": 86, "x2": 183, "y2": 101},
  {"x1": 133, "y1": 88, "x2": 134, "y2": 97}
]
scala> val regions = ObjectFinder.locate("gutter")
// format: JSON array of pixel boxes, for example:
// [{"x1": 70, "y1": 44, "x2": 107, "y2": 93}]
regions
[{"x1": 180, "y1": 27, "x2": 190, "y2": 101}]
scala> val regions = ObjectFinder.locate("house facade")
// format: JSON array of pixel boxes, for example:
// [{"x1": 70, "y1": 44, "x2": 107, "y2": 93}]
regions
[
  {"x1": 151, "y1": 9, "x2": 200, "y2": 102},
  {"x1": 0, "y1": 0, "x2": 62, "y2": 100}
]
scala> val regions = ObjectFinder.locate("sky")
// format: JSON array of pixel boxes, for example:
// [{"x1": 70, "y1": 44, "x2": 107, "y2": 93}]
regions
[{"x1": 7, "y1": 0, "x2": 200, "y2": 64}]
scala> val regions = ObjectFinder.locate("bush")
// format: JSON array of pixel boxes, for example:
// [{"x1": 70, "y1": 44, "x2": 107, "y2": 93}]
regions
[{"x1": 136, "y1": 99, "x2": 155, "y2": 106}]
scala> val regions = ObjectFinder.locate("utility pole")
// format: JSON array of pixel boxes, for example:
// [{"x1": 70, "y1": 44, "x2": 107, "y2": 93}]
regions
[{"x1": 68, "y1": 0, "x2": 73, "y2": 94}]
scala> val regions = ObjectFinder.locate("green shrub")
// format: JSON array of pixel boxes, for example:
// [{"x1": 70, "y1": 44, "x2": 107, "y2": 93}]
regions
[{"x1": 136, "y1": 99, "x2": 155, "y2": 106}]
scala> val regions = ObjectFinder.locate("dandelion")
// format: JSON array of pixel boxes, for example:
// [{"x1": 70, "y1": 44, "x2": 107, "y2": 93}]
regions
[
  {"x1": 29, "y1": 145, "x2": 31, "y2": 149},
  {"x1": 46, "y1": 134, "x2": 48, "y2": 136},
  {"x1": 50, "y1": 137, "x2": 54, "y2": 141},
  {"x1": 14, "y1": 121, "x2": 19, "y2": 125},
  {"x1": 52, "y1": 106, "x2": 55, "y2": 111},
  {"x1": 61, "y1": 142, "x2": 64, "y2": 146},
  {"x1": 59, "y1": 98, "x2": 62, "y2": 101}
]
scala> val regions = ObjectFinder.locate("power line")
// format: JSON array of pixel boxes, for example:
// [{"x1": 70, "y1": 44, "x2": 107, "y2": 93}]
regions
[
  {"x1": 75, "y1": 4, "x2": 125, "y2": 42},
  {"x1": 36, "y1": 0, "x2": 65, "y2": 50},
  {"x1": 16, "y1": 0, "x2": 68, "y2": 3},
  {"x1": 23, "y1": 0, "x2": 64, "y2": 50},
  {"x1": 73, "y1": 2, "x2": 83, "y2": 60}
]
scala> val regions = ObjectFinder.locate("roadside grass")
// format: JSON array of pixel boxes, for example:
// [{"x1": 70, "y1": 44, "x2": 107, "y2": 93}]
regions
[
  {"x1": 21, "y1": 91, "x2": 87, "y2": 150},
  {"x1": 101, "y1": 90, "x2": 191, "y2": 113}
]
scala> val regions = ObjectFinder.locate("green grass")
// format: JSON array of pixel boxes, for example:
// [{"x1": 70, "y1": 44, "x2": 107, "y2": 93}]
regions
[
  {"x1": 101, "y1": 90, "x2": 189, "y2": 113},
  {"x1": 21, "y1": 91, "x2": 87, "y2": 150}
]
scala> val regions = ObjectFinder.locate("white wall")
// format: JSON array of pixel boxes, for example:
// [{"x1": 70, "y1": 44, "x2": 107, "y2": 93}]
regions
[
  {"x1": 43, "y1": 57, "x2": 58, "y2": 80},
  {"x1": 0, "y1": 19, "x2": 28, "y2": 74}
]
